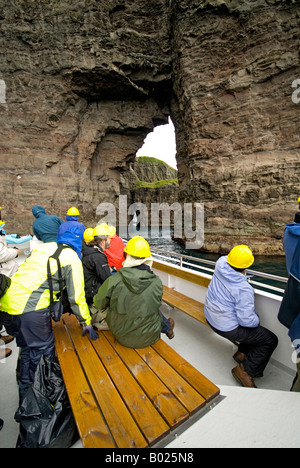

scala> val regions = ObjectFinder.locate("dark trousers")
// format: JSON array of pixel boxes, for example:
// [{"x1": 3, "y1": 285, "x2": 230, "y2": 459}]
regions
[
  {"x1": 210, "y1": 323, "x2": 278, "y2": 378},
  {"x1": 278, "y1": 276, "x2": 300, "y2": 329},
  {"x1": 0, "y1": 309, "x2": 55, "y2": 399},
  {"x1": 159, "y1": 310, "x2": 171, "y2": 334}
]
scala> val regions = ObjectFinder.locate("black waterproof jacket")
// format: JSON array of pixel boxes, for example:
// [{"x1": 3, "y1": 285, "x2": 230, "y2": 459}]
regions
[{"x1": 82, "y1": 243, "x2": 111, "y2": 304}]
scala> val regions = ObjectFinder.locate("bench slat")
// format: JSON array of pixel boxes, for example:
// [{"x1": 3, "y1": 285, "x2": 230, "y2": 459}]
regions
[
  {"x1": 162, "y1": 285, "x2": 209, "y2": 327},
  {"x1": 62, "y1": 314, "x2": 148, "y2": 448},
  {"x1": 104, "y1": 331, "x2": 189, "y2": 429},
  {"x1": 53, "y1": 321, "x2": 115, "y2": 448},
  {"x1": 152, "y1": 339, "x2": 220, "y2": 402},
  {"x1": 92, "y1": 331, "x2": 170, "y2": 446},
  {"x1": 135, "y1": 345, "x2": 206, "y2": 414},
  {"x1": 54, "y1": 312, "x2": 220, "y2": 448}
]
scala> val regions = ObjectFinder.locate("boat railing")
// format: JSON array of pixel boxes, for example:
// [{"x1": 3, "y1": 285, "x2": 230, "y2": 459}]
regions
[{"x1": 150, "y1": 247, "x2": 288, "y2": 296}]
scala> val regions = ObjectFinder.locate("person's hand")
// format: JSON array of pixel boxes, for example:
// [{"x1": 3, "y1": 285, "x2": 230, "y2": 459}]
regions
[{"x1": 82, "y1": 324, "x2": 99, "y2": 340}]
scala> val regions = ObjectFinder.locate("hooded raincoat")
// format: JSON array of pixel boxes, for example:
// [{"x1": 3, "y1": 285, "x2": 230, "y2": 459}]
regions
[
  {"x1": 93, "y1": 259, "x2": 163, "y2": 348},
  {"x1": 278, "y1": 238, "x2": 300, "y2": 329},
  {"x1": 104, "y1": 235, "x2": 125, "y2": 270},
  {"x1": 32, "y1": 206, "x2": 63, "y2": 243},
  {"x1": 204, "y1": 256, "x2": 259, "y2": 332},
  {"x1": 0, "y1": 224, "x2": 91, "y2": 396},
  {"x1": 283, "y1": 221, "x2": 300, "y2": 274},
  {"x1": 57, "y1": 215, "x2": 85, "y2": 256},
  {"x1": 0, "y1": 225, "x2": 91, "y2": 326}
]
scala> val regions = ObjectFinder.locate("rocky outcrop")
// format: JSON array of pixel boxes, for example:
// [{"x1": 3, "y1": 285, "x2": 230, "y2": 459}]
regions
[
  {"x1": 0, "y1": 0, "x2": 299, "y2": 254},
  {"x1": 131, "y1": 157, "x2": 177, "y2": 185}
]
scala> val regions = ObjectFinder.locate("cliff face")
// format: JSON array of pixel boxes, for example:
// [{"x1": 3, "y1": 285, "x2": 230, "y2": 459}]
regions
[
  {"x1": 0, "y1": 0, "x2": 172, "y2": 228},
  {"x1": 171, "y1": 0, "x2": 300, "y2": 254},
  {"x1": 0, "y1": 0, "x2": 299, "y2": 254}
]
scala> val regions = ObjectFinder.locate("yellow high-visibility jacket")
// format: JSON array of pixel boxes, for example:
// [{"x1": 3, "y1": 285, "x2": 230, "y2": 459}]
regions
[{"x1": 0, "y1": 242, "x2": 91, "y2": 325}]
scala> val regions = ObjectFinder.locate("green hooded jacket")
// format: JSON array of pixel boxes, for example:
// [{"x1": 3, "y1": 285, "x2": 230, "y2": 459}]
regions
[{"x1": 93, "y1": 266, "x2": 163, "y2": 348}]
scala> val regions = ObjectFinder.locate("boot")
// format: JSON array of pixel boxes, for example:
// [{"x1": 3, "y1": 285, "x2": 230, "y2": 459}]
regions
[
  {"x1": 0, "y1": 334, "x2": 14, "y2": 345},
  {"x1": 232, "y1": 364, "x2": 257, "y2": 388},
  {"x1": 166, "y1": 318, "x2": 175, "y2": 339},
  {"x1": 233, "y1": 350, "x2": 246, "y2": 364},
  {"x1": 0, "y1": 348, "x2": 12, "y2": 359}
]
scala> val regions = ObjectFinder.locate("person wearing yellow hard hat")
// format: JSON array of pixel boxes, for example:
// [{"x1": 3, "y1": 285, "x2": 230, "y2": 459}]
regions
[
  {"x1": 0, "y1": 223, "x2": 95, "y2": 398},
  {"x1": 56, "y1": 207, "x2": 85, "y2": 257},
  {"x1": 82, "y1": 223, "x2": 112, "y2": 306},
  {"x1": 298, "y1": 195, "x2": 300, "y2": 210},
  {"x1": 204, "y1": 245, "x2": 278, "y2": 388},
  {"x1": 93, "y1": 236, "x2": 175, "y2": 348},
  {"x1": 83, "y1": 228, "x2": 94, "y2": 244}
]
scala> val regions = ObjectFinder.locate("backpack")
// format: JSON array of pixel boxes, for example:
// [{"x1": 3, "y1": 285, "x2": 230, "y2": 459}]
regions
[
  {"x1": 47, "y1": 244, "x2": 68, "y2": 322},
  {"x1": 0, "y1": 273, "x2": 11, "y2": 298}
]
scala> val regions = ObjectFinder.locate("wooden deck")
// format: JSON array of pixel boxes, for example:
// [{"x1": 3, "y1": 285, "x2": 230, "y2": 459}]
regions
[{"x1": 53, "y1": 313, "x2": 220, "y2": 448}]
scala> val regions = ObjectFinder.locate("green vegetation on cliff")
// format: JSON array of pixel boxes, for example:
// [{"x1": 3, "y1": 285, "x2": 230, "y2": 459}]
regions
[{"x1": 133, "y1": 156, "x2": 178, "y2": 189}]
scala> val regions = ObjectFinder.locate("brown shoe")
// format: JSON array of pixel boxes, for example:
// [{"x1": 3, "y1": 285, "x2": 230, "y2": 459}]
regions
[
  {"x1": 166, "y1": 318, "x2": 175, "y2": 339},
  {"x1": 232, "y1": 364, "x2": 257, "y2": 388},
  {"x1": 233, "y1": 351, "x2": 246, "y2": 364},
  {"x1": 0, "y1": 334, "x2": 14, "y2": 345},
  {"x1": 0, "y1": 348, "x2": 12, "y2": 359}
]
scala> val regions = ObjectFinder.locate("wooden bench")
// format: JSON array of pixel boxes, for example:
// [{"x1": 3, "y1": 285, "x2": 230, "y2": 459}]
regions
[
  {"x1": 162, "y1": 285, "x2": 210, "y2": 327},
  {"x1": 53, "y1": 313, "x2": 219, "y2": 448}
]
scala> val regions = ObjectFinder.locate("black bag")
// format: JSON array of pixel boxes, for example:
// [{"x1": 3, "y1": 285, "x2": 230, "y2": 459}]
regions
[
  {"x1": 15, "y1": 355, "x2": 78, "y2": 448},
  {"x1": 0, "y1": 273, "x2": 11, "y2": 297},
  {"x1": 47, "y1": 244, "x2": 66, "y2": 322}
]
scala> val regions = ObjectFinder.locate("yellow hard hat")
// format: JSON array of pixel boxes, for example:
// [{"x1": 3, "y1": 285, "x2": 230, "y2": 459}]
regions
[
  {"x1": 124, "y1": 236, "x2": 151, "y2": 258},
  {"x1": 298, "y1": 196, "x2": 300, "y2": 203},
  {"x1": 67, "y1": 206, "x2": 80, "y2": 216},
  {"x1": 227, "y1": 245, "x2": 254, "y2": 270},
  {"x1": 107, "y1": 225, "x2": 116, "y2": 236},
  {"x1": 94, "y1": 223, "x2": 111, "y2": 237},
  {"x1": 83, "y1": 228, "x2": 94, "y2": 243}
]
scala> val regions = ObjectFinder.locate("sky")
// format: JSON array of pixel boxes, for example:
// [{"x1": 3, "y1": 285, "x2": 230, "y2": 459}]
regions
[{"x1": 136, "y1": 117, "x2": 177, "y2": 169}]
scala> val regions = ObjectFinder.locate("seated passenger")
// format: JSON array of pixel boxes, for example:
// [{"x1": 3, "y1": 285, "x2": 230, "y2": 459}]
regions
[
  {"x1": 278, "y1": 237, "x2": 300, "y2": 392},
  {"x1": 204, "y1": 245, "x2": 278, "y2": 388},
  {"x1": 32, "y1": 205, "x2": 64, "y2": 243},
  {"x1": 93, "y1": 236, "x2": 175, "y2": 348},
  {"x1": 57, "y1": 207, "x2": 85, "y2": 257},
  {"x1": 104, "y1": 225, "x2": 125, "y2": 271},
  {"x1": 0, "y1": 216, "x2": 18, "y2": 357},
  {"x1": 0, "y1": 224, "x2": 95, "y2": 399},
  {"x1": 82, "y1": 223, "x2": 112, "y2": 306},
  {"x1": 283, "y1": 212, "x2": 300, "y2": 274},
  {"x1": 0, "y1": 220, "x2": 19, "y2": 277}
]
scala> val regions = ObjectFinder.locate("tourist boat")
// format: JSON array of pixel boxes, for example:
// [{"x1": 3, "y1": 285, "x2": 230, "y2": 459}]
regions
[{"x1": 0, "y1": 240, "x2": 299, "y2": 448}]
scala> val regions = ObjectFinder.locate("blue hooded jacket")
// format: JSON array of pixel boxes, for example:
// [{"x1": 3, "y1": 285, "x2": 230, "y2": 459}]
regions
[
  {"x1": 57, "y1": 223, "x2": 84, "y2": 259},
  {"x1": 283, "y1": 221, "x2": 300, "y2": 274},
  {"x1": 32, "y1": 205, "x2": 64, "y2": 243},
  {"x1": 290, "y1": 237, "x2": 300, "y2": 282},
  {"x1": 57, "y1": 215, "x2": 85, "y2": 248},
  {"x1": 204, "y1": 256, "x2": 259, "y2": 332}
]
